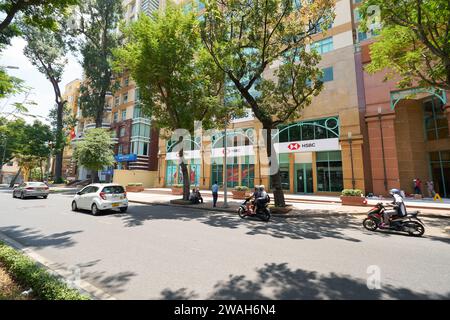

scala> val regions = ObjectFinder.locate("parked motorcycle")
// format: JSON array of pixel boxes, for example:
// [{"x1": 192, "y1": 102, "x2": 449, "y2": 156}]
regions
[
  {"x1": 238, "y1": 198, "x2": 271, "y2": 222},
  {"x1": 363, "y1": 202, "x2": 425, "y2": 237}
]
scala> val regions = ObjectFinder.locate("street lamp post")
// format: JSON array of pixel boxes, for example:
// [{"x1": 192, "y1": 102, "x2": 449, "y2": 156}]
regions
[
  {"x1": 0, "y1": 137, "x2": 7, "y2": 184},
  {"x1": 378, "y1": 107, "x2": 388, "y2": 191},
  {"x1": 348, "y1": 132, "x2": 355, "y2": 189},
  {"x1": 223, "y1": 125, "x2": 229, "y2": 208}
]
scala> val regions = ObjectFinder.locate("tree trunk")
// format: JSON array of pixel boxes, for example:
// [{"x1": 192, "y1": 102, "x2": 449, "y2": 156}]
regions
[
  {"x1": 264, "y1": 126, "x2": 286, "y2": 207},
  {"x1": 40, "y1": 159, "x2": 44, "y2": 182},
  {"x1": 180, "y1": 161, "x2": 191, "y2": 201},
  {"x1": 53, "y1": 101, "x2": 65, "y2": 183},
  {"x1": 9, "y1": 168, "x2": 22, "y2": 188},
  {"x1": 92, "y1": 170, "x2": 100, "y2": 183}
]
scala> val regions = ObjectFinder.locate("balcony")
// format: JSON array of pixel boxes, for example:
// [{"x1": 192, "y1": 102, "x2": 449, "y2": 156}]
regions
[{"x1": 84, "y1": 122, "x2": 111, "y2": 131}]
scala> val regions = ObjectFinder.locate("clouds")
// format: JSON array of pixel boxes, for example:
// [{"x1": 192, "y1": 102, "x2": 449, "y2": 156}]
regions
[{"x1": 0, "y1": 37, "x2": 82, "y2": 124}]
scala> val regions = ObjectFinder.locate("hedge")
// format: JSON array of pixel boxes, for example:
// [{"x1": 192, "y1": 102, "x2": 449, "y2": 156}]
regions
[
  {"x1": 341, "y1": 189, "x2": 363, "y2": 197},
  {"x1": 0, "y1": 242, "x2": 89, "y2": 300}
]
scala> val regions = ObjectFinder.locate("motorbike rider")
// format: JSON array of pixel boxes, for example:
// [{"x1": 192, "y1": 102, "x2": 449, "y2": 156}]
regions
[
  {"x1": 255, "y1": 185, "x2": 270, "y2": 212},
  {"x1": 246, "y1": 186, "x2": 260, "y2": 213},
  {"x1": 382, "y1": 188, "x2": 407, "y2": 227}
]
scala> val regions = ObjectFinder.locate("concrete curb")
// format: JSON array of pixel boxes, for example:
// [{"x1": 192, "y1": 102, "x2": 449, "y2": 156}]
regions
[
  {"x1": 0, "y1": 232, "x2": 116, "y2": 300},
  {"x1": 128, "y1": 200, "x2": 450, "y2": 219}
]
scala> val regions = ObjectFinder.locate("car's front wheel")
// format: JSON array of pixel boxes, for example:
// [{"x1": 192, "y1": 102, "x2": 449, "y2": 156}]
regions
[
  {"x1": 20, "y1": 192, "x2": 25, "y2": 200},
  {"x1": 119, "y1": 207, "x2": 128, "y2": 213},
  {"x1": 71, "y1": 201, "x2": 78, "y2": 212},
  {"x1": 91, "y1": 203, "x2": 100, "y2": 216},
  {"x1": 42, "y1": 195, "x2": 48, "y2": 199}
]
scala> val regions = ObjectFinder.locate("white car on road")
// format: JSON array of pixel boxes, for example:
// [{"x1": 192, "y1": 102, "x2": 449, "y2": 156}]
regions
[{"x1": 71, "y1": 183, "x2": 128, "y2": 215}]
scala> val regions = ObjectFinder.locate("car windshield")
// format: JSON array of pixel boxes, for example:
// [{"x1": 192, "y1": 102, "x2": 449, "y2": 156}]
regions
[
  {"x1": 27, "y1": 182, "x2": 46, "y2": 187},
  {"x1": 102, "y1": 186, "x2": 125, "y2": 194}
]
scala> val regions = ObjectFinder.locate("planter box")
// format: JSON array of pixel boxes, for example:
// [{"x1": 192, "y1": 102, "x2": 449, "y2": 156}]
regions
[
  {"x1": 171, "y1": 187, "x2": 184, "y2": 195},
  {"x1": 126, "y1": 186, "x2": 144, "y2": 192},
  {"x1": 414, "y1": 194, "x2": 423, "y2": 200},
  {"x1": 340, "y1": 196, "x2": 367, "y2": 206},
  {"x1": 232, "y1": 190, "x2": 249, "y2": 199}
]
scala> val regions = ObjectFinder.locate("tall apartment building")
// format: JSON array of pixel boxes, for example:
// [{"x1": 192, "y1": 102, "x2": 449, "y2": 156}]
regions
[
  {"x1": 156, "y1": 0, "x2": 374, "y2": 195},
  {"x1": 61, "y1": 79, "x2": 81, "y2": 180}
]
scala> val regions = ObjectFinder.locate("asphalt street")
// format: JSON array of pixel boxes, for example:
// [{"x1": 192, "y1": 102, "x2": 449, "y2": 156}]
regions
[{"x1": 0, "y1": 189, "x2": 449, "y2": 299}]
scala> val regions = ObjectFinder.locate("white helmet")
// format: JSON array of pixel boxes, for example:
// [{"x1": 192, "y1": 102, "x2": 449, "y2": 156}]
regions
[
  {"x1": 389, "y1": 188, "x2": 400, "y2": 196},
  {"x1": 259, "y1": 185, "x2": 265, "y2": 191}
]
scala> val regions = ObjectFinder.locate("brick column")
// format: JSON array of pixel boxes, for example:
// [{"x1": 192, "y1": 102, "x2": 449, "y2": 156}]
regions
[{"x1": 366, "y1": 109, "x2": 401, "y2": 196}]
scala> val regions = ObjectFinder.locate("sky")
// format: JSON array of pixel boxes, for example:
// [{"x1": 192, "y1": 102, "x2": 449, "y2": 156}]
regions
[{"x1": 0, "y1": 37, "x2": 83, "y2": 124}]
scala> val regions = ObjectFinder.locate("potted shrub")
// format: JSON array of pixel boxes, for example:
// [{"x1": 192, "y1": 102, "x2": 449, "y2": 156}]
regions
[
  {"x1": 171, "y1": 184, "x2": 184, "y2": 195},
  {"x1": 126, "y1": 183, "x2": 144, "y2": 192},
  {"x1": 232, "y1": 186, "x2": 250, "y2": 199},
  {"x1": 340, "y1": 189, "x2": 367, "y2": 206}
]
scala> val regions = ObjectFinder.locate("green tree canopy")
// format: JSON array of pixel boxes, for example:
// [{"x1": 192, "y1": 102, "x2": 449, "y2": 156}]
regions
[
  {"x1": 114, "y1": 4, "x2": 230, "y2": 200},
  {"x1": 0, "y1": 0, "x2": 79, "y2": 45},
  {"x1": 200, "y1": 0, "x2": 335, "y2": 206},
  {"x1": 360, "y1": 0, "x2": 450, "y2": 90},
  {"x1": 73, "y1": 128, "x2": 115, "y2": 181}
]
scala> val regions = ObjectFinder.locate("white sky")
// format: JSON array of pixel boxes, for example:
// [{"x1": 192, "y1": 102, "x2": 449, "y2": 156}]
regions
[{"x1": 0, "y1": 37, "x2": 83, "y2": 124}]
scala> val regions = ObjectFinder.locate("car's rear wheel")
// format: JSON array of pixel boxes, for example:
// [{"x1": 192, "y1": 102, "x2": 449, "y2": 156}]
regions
[
  {"x1": 71, "y1": 201, "x2": 78, "y2": 212},
  {"x1": 91, "y1": 203, "x2": 100, "y2": 216},
  {"x1": 42, "y1": 195, "x2": 48, "y2": 199},
  {"x1": 12, "y1": 191, "x2": 15, "y2": 198},
  {"x1": 20, "y1": 192, "x2": 25, "y2": 200}
]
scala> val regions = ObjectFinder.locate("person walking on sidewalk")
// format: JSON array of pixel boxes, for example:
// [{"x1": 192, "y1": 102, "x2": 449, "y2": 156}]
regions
[
  {"x1": 414, "y1": 178, "x2": 422, "y2": 195},
  {"x1": 212, "y1": 181, "x2": 219, "y2": 207}
]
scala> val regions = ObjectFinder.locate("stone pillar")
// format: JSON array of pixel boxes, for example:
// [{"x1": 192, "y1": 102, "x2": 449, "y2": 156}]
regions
[{"x1": 340, "y1": 134, "x2": 366, "y2": 192}]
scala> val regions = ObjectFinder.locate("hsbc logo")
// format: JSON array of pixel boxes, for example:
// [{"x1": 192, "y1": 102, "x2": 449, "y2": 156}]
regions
[{"x1": 288, "y1": 143, "x2": 301, "y2": 151}]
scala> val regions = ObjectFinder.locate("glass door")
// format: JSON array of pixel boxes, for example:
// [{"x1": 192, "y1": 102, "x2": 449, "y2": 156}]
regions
[{"x1": 295, "y1": 163, "x2": 313, "y2": 194}]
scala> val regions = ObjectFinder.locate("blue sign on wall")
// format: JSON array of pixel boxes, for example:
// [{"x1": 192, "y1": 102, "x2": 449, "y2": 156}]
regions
[{"x1": 115, "y1": 154, "x2": 138, "y2": 162}]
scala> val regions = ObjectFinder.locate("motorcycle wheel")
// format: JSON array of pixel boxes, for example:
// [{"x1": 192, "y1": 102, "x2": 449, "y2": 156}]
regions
[
  {"x1": 260, "y1": 209, "x2": 271, "y2": 222},
  {"x1": 363, "y1": 218, "x2": 378, "y2": 231},
  {"x1": 238, "y1": 207, "x2": 247, "y2": 219},
  {"x1": 404, "y1": 221, "x2": 425, "y2": 237}
]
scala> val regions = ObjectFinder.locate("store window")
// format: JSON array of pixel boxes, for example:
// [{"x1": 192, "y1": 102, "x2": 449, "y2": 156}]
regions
[
  {"x1": 226, "y1": 156, "x2": 239, "y2": 188},
  {"x1": 429, "y1": 151, "x2": 450, "y2": 198},
  {"x1": 316, "y1": 151, "x2": 343, "y2": 192},
  {"x1": 424, "y1": 98, "x2": 448, "y2": 141},
  {"x1": 166, "y1": 160, "x2": 180, "y2": 186},
  {"x1": 211, "y1": 158, "x2": 224, "y2": 187},
  {"x1": 241, "y1": 156, "x2": 255, "y2": 188}
]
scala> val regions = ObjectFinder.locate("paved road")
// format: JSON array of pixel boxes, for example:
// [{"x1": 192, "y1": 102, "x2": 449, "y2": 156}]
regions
[{"x1": 0, "y1": 189, "x2": 449, "y2": 299}]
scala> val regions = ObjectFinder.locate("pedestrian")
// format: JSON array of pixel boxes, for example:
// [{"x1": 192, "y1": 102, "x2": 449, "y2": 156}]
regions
[
  {"x1": 196, "y1": 188, "x2": 203, "y2": 204},
  {"x1": 426, "y1": 180, "x2": 436, "y2": 198},
  {"x1": 211, "y1": 181, "x2": 219, "y2": 207},
  {"x1": 414, "y1": 178, "x2": 422, "y2": 195}
]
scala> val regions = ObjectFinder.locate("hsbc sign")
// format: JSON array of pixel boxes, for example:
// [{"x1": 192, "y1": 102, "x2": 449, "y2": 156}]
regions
[{"x1": 275, "y1": 138, "x2": 340, "y2": 153}]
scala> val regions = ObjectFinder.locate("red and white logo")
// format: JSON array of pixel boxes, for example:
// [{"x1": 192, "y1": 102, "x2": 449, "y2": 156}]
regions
[{"x1": 288, "y1": 143, "x2": 301, "y2": 151}]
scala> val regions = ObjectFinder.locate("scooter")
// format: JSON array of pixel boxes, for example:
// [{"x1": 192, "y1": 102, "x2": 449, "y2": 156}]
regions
[
  {"x1": 238, "y1": 197, "x2": 271, "y2": 222},
  {"x1": 362, "y1": 202, "x2": 425, "y2": 237}
]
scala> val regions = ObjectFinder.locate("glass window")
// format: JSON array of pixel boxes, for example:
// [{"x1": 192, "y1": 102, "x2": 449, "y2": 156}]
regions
[
  {"x1": 211, "y1": 158, "x2": 224, "y2": 187},
  {"x1": 124, "y1": 77, "x2": 129, "y2": 87},
  {"x1": 311, "y1": 37, "x2": 333, "y2": 54},
  {"x1": 113, "y1": 112, "x2": 118, "y2": 123},
  {"x1": 115, "y1": 97, "x2": 120, "y2": 106},
  {"x1": 302, "y1": 124, "x2": 315, "y2": 140},
  {"x1": 321, "y1": 67, "x2": 334, "y2": 82},
  {"x1": 133, "y1": 105, "x2": 141, "y2": 118},
  {"x1": 424, "y1": 98, "x2": 448, "y2": 141},
  {"x1": 241, "y1": 156, "x2": 255, "y2": 188},
  {"x1": 102, "y1": 186, "x2": 125, "y2": 194},
  {"x1": 290, "y1": 124, "x2": 301, "y2": 141},
  {"x1": 316, "y1": 151, "x2": 343, "y2": 192},
  {"x1": 122, "y1": 110, "x2": 127, "y2": 120},
  {"x1": 118, "y1": 144, "x2": 123, "y2": 154},
  {"x1": 429, "y1": 151, "x2": 450, "y2": 197},
  {"x1": 123, "y1": 93, "x2": 128, "y2": 104},
  {"x1": 119, "y1": 127, "x2": 126, "y2": 137}
]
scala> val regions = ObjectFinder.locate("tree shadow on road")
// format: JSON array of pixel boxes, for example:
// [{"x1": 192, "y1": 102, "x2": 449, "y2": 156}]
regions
[
  {"x1": 114, "y1": 205, "x2": 362, "y2": 242},
  {"x1": 0, "y1": 225, "x2": 82, "y2": 249},
  {"x1": 160, "y1": 263, "x2": 450, "y2": 300}
]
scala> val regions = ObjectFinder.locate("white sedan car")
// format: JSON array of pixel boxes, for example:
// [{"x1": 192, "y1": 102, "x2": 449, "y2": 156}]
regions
[{"x1": 71, "y1": 183, "x2": 128, "y2": 215}]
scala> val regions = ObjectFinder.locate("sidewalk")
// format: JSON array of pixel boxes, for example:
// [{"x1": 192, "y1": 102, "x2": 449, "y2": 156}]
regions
[
  {"x1": 127, "y1": 190, "x2": 450, "y2": 219},
  {"x1": 142, "y1": 188, "x2": 450, "y2": 212}
]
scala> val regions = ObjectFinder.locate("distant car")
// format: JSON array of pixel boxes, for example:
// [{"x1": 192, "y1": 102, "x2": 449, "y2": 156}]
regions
[
  {"x1": 12, "y1": 182, "x2": 49, "y2": 199},
  {"x1": 71, "y1": 183, "x2": 128, "y2": 215}
]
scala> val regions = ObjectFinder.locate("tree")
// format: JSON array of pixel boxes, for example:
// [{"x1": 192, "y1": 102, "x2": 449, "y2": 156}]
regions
[
  {"x1": 73, "y1": 128, "x2": 115, "y2": 183},
  {"x1": 22, "y1": 24, "x2": 70, "y2": 183},
  {"x1": 0, "y1": 117, "x2": 27, "y2": 183},
  {"x1": 201, "y1": 0, "x2": 335, "y2": 206},
  {"x1": 0, "y1": 0, "x2": 78, "y2": 45},
  {"x1": 114, "y1": 4, "x2": 230, "y2": 200},
  {"x1": 7, "y1": 120, "x2": 53, "y2": 182},
  {"x1": 361, "y1": 0, "x2": 450, "y2": 90},
  {"x1": 71, "y1": 0, "x2": 122, "y2": 128}
]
